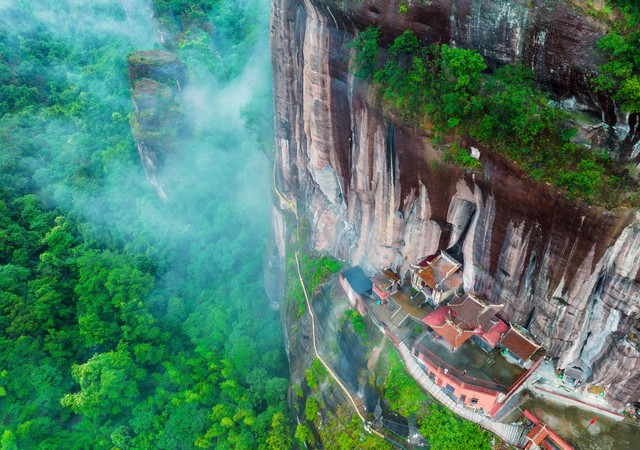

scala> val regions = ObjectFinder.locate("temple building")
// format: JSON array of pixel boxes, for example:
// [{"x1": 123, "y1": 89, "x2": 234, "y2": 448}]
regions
[
  {"x1": 370, "y1": 268, "x2": 400, "y2": 303},
  {"x1": 411, "y1": 251, "x2": 464, "y2": 307}
]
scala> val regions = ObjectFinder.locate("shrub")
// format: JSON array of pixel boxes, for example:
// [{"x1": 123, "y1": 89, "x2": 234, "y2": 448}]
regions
[
  {"x1": 443, "y1": 143, "x2": 482, "y2": 171},
  {"x1": 347, "y1": 27, "x2": 380, "y2": 80},
  {"x1": 420, "y1": 404, "x2": 492, "y2": 450}
]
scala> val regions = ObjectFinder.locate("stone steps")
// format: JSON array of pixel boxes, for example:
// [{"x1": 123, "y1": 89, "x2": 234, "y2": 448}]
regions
[
  {"x1": 390, "y1": 309, "x2": 410, "y2": 328},
  {"x1": 396, "y1": 342, "x2": 527, "y2": 447}
]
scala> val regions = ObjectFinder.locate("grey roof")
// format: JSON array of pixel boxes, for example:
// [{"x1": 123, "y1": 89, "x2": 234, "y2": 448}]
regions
[{"x1": 342, "y1": 266, "x2": 372, "y2": 295}]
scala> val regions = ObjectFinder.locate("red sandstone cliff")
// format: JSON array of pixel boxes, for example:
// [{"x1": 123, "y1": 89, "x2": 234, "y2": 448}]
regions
[{"x1": 271, "y1": 0, "x2": 640, "y2": 407}]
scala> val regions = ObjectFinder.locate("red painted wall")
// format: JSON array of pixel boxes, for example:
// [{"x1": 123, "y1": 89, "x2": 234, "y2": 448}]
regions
[{"x1": 415, "y1": 352, "x2": 500, "y2": 413}]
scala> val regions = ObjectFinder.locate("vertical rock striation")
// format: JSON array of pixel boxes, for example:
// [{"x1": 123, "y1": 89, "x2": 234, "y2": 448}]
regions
[{"x1": 271, "y1": 0, "x2": 640, "y2": 406}]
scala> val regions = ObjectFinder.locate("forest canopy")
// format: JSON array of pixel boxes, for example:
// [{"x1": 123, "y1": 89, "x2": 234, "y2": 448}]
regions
[{"x1": 0, "y1": 0, "x2": 289, "y2": 448}]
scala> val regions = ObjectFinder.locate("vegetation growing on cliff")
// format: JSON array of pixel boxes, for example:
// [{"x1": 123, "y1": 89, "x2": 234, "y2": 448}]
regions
[
  {"x1": 382, "y1": 348, "x2": 431, "y2": 416},
  {"x1": 297, "y1": 353, "x2": 392, "y2": 449},
  {"x1": 316, "y1": 406, "x2": 393, "y2": 450},
  {"x1": 349, "y1": 27, "x2": 637, "y2": 206},
  {"x1": 420, "y1": 404, "x2": 492, "y2": 450},
  {"x1": 284, "y1": 249, "x2": 343, "y2": 318},
  {"x1": 344, "y1": 309, "x2": 368, "y2": 339},
  {"x1": 0, "y1": 0, "x2": 290, "y2": 448},
  {"x1": 593, "y1": 1, "x2": 640, "y2": 113},
  {"x1": 371, "y1": 342, "x2": 493, "y2": 448}
]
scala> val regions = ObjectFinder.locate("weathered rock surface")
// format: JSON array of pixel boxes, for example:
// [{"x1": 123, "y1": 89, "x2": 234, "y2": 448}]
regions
[
  {"x1": 127, "y1": 50, "x2": 187, "y2": 87},
  {"x1": 271, "y1": 0, "x2": 640, "y2": 407},
  {"x1": 127, "y1": 50, "x2": 186, "y2": 198}
]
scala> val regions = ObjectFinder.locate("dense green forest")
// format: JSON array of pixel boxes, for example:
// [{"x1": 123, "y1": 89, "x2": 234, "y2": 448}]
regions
[{"x1": 0, "y1": 0, "x2": 290, "y2": 448}]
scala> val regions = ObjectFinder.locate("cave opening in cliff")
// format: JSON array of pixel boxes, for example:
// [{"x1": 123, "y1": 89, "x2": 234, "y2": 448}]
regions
[
  {"x1": 386, "y1": 122, "x2": 397, "y2": 186},
  {"x1": 446, "y1": 199, "x2": 477, "y2": 264}
]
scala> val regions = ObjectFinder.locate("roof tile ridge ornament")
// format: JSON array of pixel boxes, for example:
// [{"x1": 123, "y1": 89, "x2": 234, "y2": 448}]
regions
[
  {"x1": 446, "y1": 312, "x2": 473, "y2": 334},
  {"x1": 477, "y1": 299, "x2": 505, "y2": 327},
  {"x1": 446, "y1": 316, "x2": 462, "y2": 333}
]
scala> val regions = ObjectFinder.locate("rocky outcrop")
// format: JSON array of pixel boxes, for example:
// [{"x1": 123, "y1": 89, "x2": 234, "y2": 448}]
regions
[
  {"x1": 127, "y1": 50, "x2": 186, "y2": 198},
  {"x1": 271, "y1": 0, "x2": 640, "y2": 407}
]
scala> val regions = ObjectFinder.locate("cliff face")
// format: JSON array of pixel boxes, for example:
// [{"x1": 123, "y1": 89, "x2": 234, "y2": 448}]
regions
[
  {"x1": 271, "y1": 0, "x2": 640, "y2": 406},
  {"x1": 127, "y1": 50, "x2": 186, "y2": 198}
]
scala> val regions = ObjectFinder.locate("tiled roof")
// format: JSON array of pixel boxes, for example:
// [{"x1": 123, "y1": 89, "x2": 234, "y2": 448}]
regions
[
  {"x1": 371, "y1": 269, "x2": 399, "y2": 290},
  {"x1": 423, "y1": 306, "x2": 449, "y2": 327},
  {"x1": 478, "y1": 318, "x2": 509, "y2": 348},
  {"x1": 382, "y1": 268, "x2": 400, "y2": 282},
  {"x1": 416, "y1": 266, "x2": 463, "y2": 292},
  {"x1": 415, "y1": 251, "x2": 463, "y2": 293},
  {"x1": 423, "y1": 307, "x2": 474, "y2": 350},
  {"x1": 448, "y1": 293, "x2": 503, "y2": 330},
  {"x1": 527, "y1": 424, "x2": 549, "y2": 446},
  {"x1": 500, "y1": 325, "x2": 541, "y2": 362},
  {"x1": 417, "y1": 254, "x2": 437, "y2": 267}
]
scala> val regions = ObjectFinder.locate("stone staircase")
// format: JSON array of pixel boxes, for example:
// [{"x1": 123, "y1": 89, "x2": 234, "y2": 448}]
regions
[
  {"x1": 390, "y1": 308, "x2": 410, "y2": 328},
  {"x1": 396, "y1": 342, "x2": 528, "y2": 448}
]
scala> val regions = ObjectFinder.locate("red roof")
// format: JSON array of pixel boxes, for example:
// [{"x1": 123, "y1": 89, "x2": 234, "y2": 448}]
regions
[
  {"x1": 478, "y1": 318, "x2": 509, "y2": 348},
  {"x1": 500, "y1": 325, "x2": 541, "y2": 362},
  {"x1": 526, "y1": 423, "x2": 549, "y2": 447},
  {"x1": 423, "y1": 306, "x2": 450, "y2": 327},
  {"x1": 372, "y1": 285, "x2": 389, "y2": 300},
  {"x1": 448, "y1": 293, "x2": 504, "y2": 330},
  {"x1": 523, "y1": 410, "x2": 574, "y2": 450},
  {"x1": 423, "y1": 307, "x2": 474, "y2": 350}
]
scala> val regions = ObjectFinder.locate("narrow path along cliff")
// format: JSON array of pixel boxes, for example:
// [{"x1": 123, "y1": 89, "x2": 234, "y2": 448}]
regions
[{"x1": 273, "y1": 160, "x2": 405, "y2": 446}]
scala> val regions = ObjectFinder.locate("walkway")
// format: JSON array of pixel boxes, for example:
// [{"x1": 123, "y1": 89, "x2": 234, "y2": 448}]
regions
[
  {"x1": 525, "y1": 360, "x2": 625, "y2": 421},
  {"x1": 531, "y1": 387, "x2": 624, "y2": 422},
  {"x1": 295, "y1": 252, "x2": 369, "y2": 422},
  {"x1": 274, "y1": 162, "x2": 403, "y2": 446},
  {"x1": 389, "y1": 291, "x2": 432, "y2": 321},
  {"x1": 395, "y1": 342, "x2": 529, "y2": 447}
]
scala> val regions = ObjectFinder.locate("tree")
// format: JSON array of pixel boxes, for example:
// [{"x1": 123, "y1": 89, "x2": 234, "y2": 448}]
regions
[
  {"x1": 1, "y1": 1, "x2": 293, "y2": 447},
  {"x1": 61, "y1": 345, "x2": 145, "y2": 418},
  {"x1": 420, "y1": 404, "x2": 491, "y2": 450},
  {"x1": 617, "y1": 75, "x2": 640, "y2": 112},
  {"x1": 295, "y1": 423, "x2": 315, "y2": 447},
  {"x1": 375, "y1": 30, "x2": 426, "y2": 112},
  {"x1": 1, "y1": 430, "x2": 18, "y2": 450},
  {"x1": 594, "y1": 30, "x2": 640, "y2": 113},
  {"x1": 435, "y1": 44, "x2": 486, "y2": 128},
  {"x1": 265, "y1": 412, "x2": 292, "y2": 449},
  {"x1": 348, "y1": 26, "x2": 380, "y2": 80}
]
